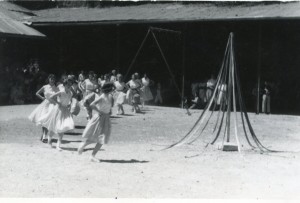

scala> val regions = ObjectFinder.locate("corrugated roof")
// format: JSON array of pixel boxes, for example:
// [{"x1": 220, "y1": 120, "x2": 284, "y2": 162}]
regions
[
  {"x1": 29, "y1": 2, "x2": 300, "y2": 25},
  {"x1": 0, "y1": 1, "x2": 35, "y2": 21},
  {"x1": 0, "y1": 7, "x2": 45, "y2": 38}
]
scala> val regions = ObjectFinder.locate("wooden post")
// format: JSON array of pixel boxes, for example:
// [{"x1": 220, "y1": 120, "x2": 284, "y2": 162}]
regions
[
  {"x1": 181, "y1": 24, "x2": 187, "y2": 108},
  {"x1": 59, "y1": 29, "x2": 63, "y2": 71},
  {"x1": 256, "y1": 23, "x2": 262, "y2": 114},
  {"x1": 116, "y1": 24, "x2": 120, "y2": 72}
]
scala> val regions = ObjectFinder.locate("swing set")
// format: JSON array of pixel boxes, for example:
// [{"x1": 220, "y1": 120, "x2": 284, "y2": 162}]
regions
[{"x1": 124, "y1": 26, "x2": 186, "y2": 107}]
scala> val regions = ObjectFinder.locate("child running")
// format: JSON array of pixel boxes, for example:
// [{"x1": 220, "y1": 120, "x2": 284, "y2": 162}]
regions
[
  {"x1": 28, "y1": 74, "x2": 59, "y2": 142},
  {"x1": 113, "y1": 74, "x2": 127, "y2": 115},
  {"x1": 126, "y1": 74, "x2": 142, "y2": 113},
  {"x1": 39, "y1": 78, "x2": 75, "y2": 150},
  {"x1": 77, "y1": 83, "x2": 114, "y2": 162}
]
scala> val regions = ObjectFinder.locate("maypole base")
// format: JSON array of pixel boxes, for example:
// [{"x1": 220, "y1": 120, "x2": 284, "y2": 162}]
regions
[{"x1": 222, "y1": 142, "x2": 238, "y2": 151}]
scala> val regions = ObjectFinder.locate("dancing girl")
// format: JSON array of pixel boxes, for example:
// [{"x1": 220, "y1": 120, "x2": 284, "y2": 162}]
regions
[
  {"x1": 77, "y1": 83, "x2": 114, "y2": 162},
  {"x1": 126, "y1": 74, "x2": 142, "y2": 113},
  {"x1": 80, "y1": 71, "x2": 99, "y2": 120},
  {"x1": 39, "y1": 78, "x2": 75, "y2": 150},
  {"x1": 28, "y1": 74, "x2": 59, "y2": 142}
]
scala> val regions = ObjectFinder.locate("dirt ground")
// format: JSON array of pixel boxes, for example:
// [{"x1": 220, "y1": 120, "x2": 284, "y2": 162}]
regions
[{"x1": 0, "y1": 104, "x2": 300, "y2": 198}]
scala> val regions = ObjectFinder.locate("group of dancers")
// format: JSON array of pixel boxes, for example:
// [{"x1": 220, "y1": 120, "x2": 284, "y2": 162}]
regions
[{"x1": 28, "y1": 70, "x2": 154, "y2": 162}]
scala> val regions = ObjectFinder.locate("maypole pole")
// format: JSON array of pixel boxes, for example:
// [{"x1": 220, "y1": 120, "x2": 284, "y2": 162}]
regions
[{"x1": 230, "y1": 33, "x2": 241, "y2": 153}]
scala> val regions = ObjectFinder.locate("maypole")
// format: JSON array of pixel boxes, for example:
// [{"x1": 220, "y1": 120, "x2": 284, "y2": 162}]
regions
[{"x1": 163, "y1": 32, "x2": 276, "y2": 153}]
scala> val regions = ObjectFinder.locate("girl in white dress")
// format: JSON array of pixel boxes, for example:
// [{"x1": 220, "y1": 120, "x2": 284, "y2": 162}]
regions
[
  {"x1": 39, "y1": 78, "x2": 75, "y2": 150},
  {"x1": 68, "y1": 75, "x2": 81, "y2": 116},
  {"x1": 80, "y1": 71, "x2": 99, "y2": 120},
  {"x1": 113, "y1": 74, "x2": 127, "y2": 115},
  {"x1": 77, "y1": 83, "x2": 114, "y2": 162},
  {"x1": 141, "y1": 74, "x2": 153, "y2": 108},
  {"x1": 28, "y1": 74, "x2": 59, "y2": 142},
  {"x1": 126, "y1": 74, "x2": 142, "y2": 113}
]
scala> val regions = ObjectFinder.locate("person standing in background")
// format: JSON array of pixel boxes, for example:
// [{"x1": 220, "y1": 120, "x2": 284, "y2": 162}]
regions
[
  {"x1": 155, "y1": 82, "x2": 163, "y2": 105},
  {"x1": 262, "y1": 81, "x2": 271, "y2": 114},
  {"x1": 206, "y1": 74, "x2": 216, "y2": 103},
  {"x1": 110, "y1": 70, "x2": 117, "y2": 82},
  {"x1": 141, "y1": 73, "x2": 153, "y2": 108}
]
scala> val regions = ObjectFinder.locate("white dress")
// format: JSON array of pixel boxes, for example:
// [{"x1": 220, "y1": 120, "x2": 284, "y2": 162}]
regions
[
  {"x1": 82, "y1": 79, "x2": 97, "y2": 97},
  {"x1": 81, "y1": 79, "x2": 97, "y2": 110},
  {"x1": 28, "y1": 84, "x2": 58, "y2": 126},
  {"x1": 141, "y1": 77, "x2": 153, "y2": 102},
  {"x1": 82, "y1": 94, "x2": 112, "y2": 144},
  {"x1": 113, "y1": 81, "x2": 126, "y2": 105},
  {"x1": 39, "y1": 88, "x2": 74, "y2": 134},
  {"x1": 126, "y1": 80, "x2": 141, "y2": 105},
  {"x1": 206, "y1": 79, "x2": 216, "y2": 101}
]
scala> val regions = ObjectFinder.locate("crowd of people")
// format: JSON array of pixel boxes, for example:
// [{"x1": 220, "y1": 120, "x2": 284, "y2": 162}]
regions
[
  {"x1": 189, "y1": 74, "x2": 272, "y2": 115},
  {"x1": 189, "y1": 74, "x2": 218, "y2": 110},
  {"x1": 0, "y1": 61, "x2": 48, "y2": 105},
  {"x1": 0, "y1": 61, "x2": 163, "y2": 107}
]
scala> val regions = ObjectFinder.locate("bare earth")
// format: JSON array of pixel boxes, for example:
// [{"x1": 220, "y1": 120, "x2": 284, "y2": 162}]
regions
[{"x1": 0, "y1": 104, "x2": 299, "y2": 198}]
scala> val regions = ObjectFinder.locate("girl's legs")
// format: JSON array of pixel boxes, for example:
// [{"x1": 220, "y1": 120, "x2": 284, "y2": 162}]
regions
[
  {"x1": 87, "y1": 108, "x2": 92, "y2": 120},
  {"x1": 133, "y1": 104, "x2": 140, "y2": 113},
  {"x1": 142, "y1": 101, "x2": 145, "y2": 109},
  {"x1": 262, "y1": 94, "x2": 266, "y2": 113},
  {"x1": 266, "y1": 95, "x2": 271, "y2": 114},
  {"x1": 120, "y1": 104, "x2": 124, "y2": 115},
  {"x1": 56, "y1": 133, "x2": 64, "y2": 151},
  {"x1": 117, "y1": 104, "x2": 123, "y2": 115},
  {"x1": 90, "y1": 143, "x2": 103, "y2": 162},
  {"x1": 40, "y1": 128, "x2": 44, "y2": 141},
  {"x1": 41, "y1": 127, "x2": 48, "y2": 142},
  {"x1": 78, "y1": 140, "x2": 93, "y2": 154},
  {"x1": 117, "y1": 104, "x2": 120, "y2": 114},
  {"x1": 48, "y1": 131, "x2": 54, "y2": 148},
  {"x1": 136, "y1": 104, "x2": 141, "y2": 113},
  {"x1": 159, "y1": 95, "x2": 163, "y2": 104}
]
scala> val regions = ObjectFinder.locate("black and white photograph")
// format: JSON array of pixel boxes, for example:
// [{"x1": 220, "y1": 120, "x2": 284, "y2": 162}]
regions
[{"x1": 0, "y1": 0, "x2": 300, "y2": 201}]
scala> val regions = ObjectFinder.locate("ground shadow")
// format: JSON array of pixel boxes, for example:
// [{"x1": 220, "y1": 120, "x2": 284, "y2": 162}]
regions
[
  {"x1": 50, "y1": 139, "x2": 81, "y2": 144},
  {"x1": 65, "y1": 132, "x2": 82, "y2": 136},
  {"x1": 120, "y1": 114, "x2": 134, "y2": 116},
  {"x1": 127, "y1": 112, "x2": 146, "y2": 115},
  {"x1": 141, "y1": 109, "x2": 153, "y2": 112},
  {"x1": 99, "y1": 159, "x2": 149, "y2": 164},
  {"x1": 75, "y1": 125, "x2": 86, "y2": 129},
  {"x1": 67, "y1": 140, "x2": 82, "y2": 143},
  {"x1": 61, "y1": 147, "x2": 98, "y2": 152},
  {"x1": 110, "y1": 116, "x2": 122, "y2": 119}
]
